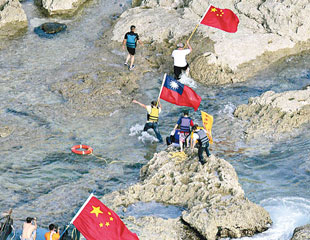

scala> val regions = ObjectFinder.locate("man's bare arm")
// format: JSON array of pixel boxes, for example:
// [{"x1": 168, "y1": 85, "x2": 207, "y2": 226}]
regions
[{"x1": 132, "y1": 100, "x2": 147, "y2": 109}]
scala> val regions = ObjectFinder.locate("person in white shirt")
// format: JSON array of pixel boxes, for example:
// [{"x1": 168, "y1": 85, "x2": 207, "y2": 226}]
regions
[{"x1": 171, "y1": 40, "x2": 192, "y2": 79}]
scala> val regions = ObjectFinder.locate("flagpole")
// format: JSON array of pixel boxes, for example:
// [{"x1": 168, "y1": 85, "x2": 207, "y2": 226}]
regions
[
  {"x1": 185, "y1": 4, "x2": 212, "y2": 47},
  {"x1": 156, "y1": 73, "x2": 166, "y2": 107},
  {"x1": 70, "y1": 193, "x2": 94, "y2": 224}
]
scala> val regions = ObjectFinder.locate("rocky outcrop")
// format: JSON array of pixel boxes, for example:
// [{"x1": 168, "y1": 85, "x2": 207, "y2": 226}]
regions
[
  {"x1": 124, "y1": 216, "x2": 202, "y2": 240},
  {"x1": 35, "y1": 0, "x2": 89, "y2": 16},
  {"x1": 234, "y1": 87, "x2": 310, "y2": 140},
  {"x1": 112, "y1": 0, "x2": 310, "y2": 85},
  {"x1": 102, "y1": 150, "x2": 272, "y2": 239},
  {"x1": 291, "y1": 224, "x2": 310, "y2": 240},
  {"x1": 0, "y1": 0, "x2": 27, "y2": 37},
  {"x1": 0, "y1": 125, "x2": 13, "y2": 137}
]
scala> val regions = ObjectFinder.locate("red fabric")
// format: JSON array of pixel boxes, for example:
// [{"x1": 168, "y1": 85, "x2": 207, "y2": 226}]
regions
[
  {"x1": 160, "y1": 84, "x2": 201, "y2": 111},
  {"x1": 200, "y1": 5, "x2": 239, "y2": 33},
  {"x1": 73, "y1": 196, "x2": 139, "y2": 240}
]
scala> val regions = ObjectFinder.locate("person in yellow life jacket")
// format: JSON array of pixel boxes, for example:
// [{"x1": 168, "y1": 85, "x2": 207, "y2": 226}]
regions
[{"x1": 132, "y1": 99, "x2": 163, "y2": 143}]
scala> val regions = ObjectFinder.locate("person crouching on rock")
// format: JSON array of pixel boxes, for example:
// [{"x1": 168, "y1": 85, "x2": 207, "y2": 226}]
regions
[
  {"x1": 166, "y1": 125, "x2": 181, "y2": 147},
  {"x1": 171, "y1": 40, "x2": 192, "y2": 80},
  {"x1": 44, "y1": 224, "x2": 60, "y2": 240},
  {"x1": 173, "y1": 110, "x2": 194, "y2": 152},
  {"x1": 123, "y1": 25, "x2": 143, "y2": 71},
  {"x1": 191, "y1": 124, "x2": 211, "y2": 165},
  {"x1": 132, "y1": 99, "x2": 163, "y2": 143},
  {"x1": 21, "y1": 217, "x2": 37, "y2": 240}
]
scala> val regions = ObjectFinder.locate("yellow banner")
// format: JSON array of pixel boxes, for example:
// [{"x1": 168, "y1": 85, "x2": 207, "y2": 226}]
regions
[{"x1": 201, "y1": 111, "x2": 213, "y2": 144}]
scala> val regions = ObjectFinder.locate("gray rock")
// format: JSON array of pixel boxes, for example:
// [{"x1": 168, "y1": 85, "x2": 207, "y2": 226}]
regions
[
  {"x1": 35, "y1": 0, "x2": 89, "y2": 16},
  {"x1": 0, "y1": 0, "x2": 27, "y2": 37},
  {"x1": 234, "y1": 89, "x2": 310, "y2": 140},
  {"x1": 102, "y1": 151, "x2": 272, "y2": 239},
  {"x1": 291, "y1": 224, "x2": 310, "y2": 240},
  {"x1": 40, "y1": 22, "x2": 66, "y2": 34}
]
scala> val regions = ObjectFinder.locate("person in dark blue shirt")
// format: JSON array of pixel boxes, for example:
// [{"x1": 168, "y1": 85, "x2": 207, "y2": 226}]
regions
[{"x1": 122, "y1": 25, "x2": 143, "y2": 71}]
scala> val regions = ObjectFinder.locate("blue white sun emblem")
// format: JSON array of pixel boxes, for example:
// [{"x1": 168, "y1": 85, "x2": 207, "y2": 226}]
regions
[{"x1": 169, "y1": 81, "x2": 179, "y2": 90}]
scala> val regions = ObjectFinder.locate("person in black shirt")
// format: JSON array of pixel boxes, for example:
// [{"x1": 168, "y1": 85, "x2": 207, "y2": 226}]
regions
[{"x1": 122, "y1": 25, "x2": 143, "y2": 70}]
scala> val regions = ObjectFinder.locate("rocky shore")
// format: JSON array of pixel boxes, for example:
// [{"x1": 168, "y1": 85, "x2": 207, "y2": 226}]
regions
[
  {"x1": 234, "y1": 86, "x2": 310, "y2": 141},
  {"x1": 291, "y1": 224, "x2": 310, "y2": 240},
  {"x1": 34, "y1": 0, "x2": 89, "y2": 16},
  {"x1": 0, "y1": 0, "x2": 27, "y2": 37},
  {"x1": 102, "y1": 150, "x2": 272, "y2": 239},
  {"x1": 112, "y1": 0, "x2": 310, "y2": 85}
]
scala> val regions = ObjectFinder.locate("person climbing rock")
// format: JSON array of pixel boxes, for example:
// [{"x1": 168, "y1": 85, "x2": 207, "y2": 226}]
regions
[
  {"x1": 171, "y1": 40, "x2": 192, "y2": 79},
  {"x1": 191, "y1": 124, "x2": 211, "y2": 165},
  {"x1": 132, "y1": 99, "x2": 163, "y2": 143},
  {"x1": 44, "y1": 224, "x2": 60, "y2": 240},
  {"x1": 123, "y1": 25, "x2": 143, "y2": 71},
  {"x1": 21, "y1": 217, "x2": 37, "y2": 240},
  {"x1": 174, "y1": 110, "x2": 194, "y2": 151}
]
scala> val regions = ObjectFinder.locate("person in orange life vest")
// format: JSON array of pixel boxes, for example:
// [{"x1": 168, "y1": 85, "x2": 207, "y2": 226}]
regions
[
  {"x1": 122, "y1": 25, "x2": 143, "y2": 71},
  {"x1": 173, "y1": 110, "x2": 194, "y2": 151},
  {"x1": 132, "y1": 99, "x2": 163, "y2": 143},
  {"x1": 44, "y1": 224, "x2": 60, "y2": 240}
]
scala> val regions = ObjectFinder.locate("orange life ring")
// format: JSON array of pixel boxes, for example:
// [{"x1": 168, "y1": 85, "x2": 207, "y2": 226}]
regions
[{"x1": 71, "y1": 145, "x2": 93, "y2": 155}]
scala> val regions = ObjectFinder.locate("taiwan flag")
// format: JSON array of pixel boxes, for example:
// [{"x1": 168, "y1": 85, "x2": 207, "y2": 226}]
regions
[
  {"x1": 160, "y1": 75, "x2": 201, "y2": 111},
  {"x1": 200, "y1": 5, "x2": 239, "y2": 33},
  {"x1": 71, "y1": 194, "x2": 139, "y2": 240}
]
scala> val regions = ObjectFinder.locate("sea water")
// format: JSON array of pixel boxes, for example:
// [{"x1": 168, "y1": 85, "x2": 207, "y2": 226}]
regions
[{"x1": 1, "y1": 1, "x2": 310, "y2": 239}]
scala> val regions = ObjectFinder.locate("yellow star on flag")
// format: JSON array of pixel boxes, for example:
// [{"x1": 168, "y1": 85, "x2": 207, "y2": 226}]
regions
[
  {"x1": 110, "y1": 217, "x2": 114, "y2": 221},
  {"x1": 90, "y1": 206, "x2": 103, "y2": 217},
  {"x1": 108, "y1": 212, "x2": 111, "y2": 215},
  {"x1": 211, "y1": 8, "x2": 217, "y2": 12},
  {"x1": 105, "y1": 222, "x2": 110, "y2": 227},
  {"x1": 99, "y1": 223, "x2": 103, "y2": 227}
]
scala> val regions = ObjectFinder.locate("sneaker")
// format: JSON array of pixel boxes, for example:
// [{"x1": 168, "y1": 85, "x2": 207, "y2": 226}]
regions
[
  {"x1": 129, "y1": 65, "x2": 135, "y2": 70},
  {"x1": 124, "y1": 62, "x2": 128, "y2": 66}
]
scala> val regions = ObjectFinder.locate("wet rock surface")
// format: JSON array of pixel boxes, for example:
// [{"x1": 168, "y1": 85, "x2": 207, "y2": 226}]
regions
[
  {"x1": 0, "y1": 0, "x2": 27, "y2": 37},
  {"x1": 35, "y1": 0, "x2": 89, "y2": 16},
  {"x1": 234, "y1": 87, "x2": 310, "y2": 140},
  {"x1": 291, "y1": 224, "x2": 310, "y2": 240},
  {"x1": 112, "y1": 0, "x2": 310, "y2": 85},
  {"x1": 40, "y1": 22, "x2": 67, "y2": 34},
  {"x1": 102, "y1": 150, "x2": 272, "y2": 239}
]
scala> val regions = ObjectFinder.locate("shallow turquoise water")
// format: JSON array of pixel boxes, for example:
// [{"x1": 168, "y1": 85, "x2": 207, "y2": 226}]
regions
[{"x1": 1, "y1": 1, "x2": 310, "y2": 239}]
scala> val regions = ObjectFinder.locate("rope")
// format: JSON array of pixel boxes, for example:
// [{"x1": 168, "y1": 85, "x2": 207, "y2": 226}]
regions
[{"x1": 169, "y1": 151, "x2": 188, "y2": 164}]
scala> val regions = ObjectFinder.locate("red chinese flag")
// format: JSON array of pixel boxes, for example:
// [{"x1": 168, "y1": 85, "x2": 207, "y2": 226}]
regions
[
  {"x1": 72, "y1": 194, "x2": 139, "y2": 240},
  {"x1": 200, "y1": 5, "x2": 239, "y2": 33},
  {"x1": 160, "y1": 75, "x2": 201, "y2": 111}
]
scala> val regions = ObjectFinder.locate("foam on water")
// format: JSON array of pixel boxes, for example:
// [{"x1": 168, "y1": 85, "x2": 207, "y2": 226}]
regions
[
  {"x1": 239, "y1": 197, "x2": 310, "y2": 240},
  {"x1": 129, "y1": 124, "x2": 158, "y2": 143},
  {"x1": 179, "y1": 74, "x2": 197, "y2": 89}
]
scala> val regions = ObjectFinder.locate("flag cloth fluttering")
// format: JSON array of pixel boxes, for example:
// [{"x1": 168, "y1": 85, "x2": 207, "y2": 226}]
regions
[
  {"x1": 72, "y1": 194, "x2": 139, "y2": 240},
  {"x1": 200, "y1": 5, "x2": 239, "y2": 33},
  {"x1": 160, "y1": 75, "x2": 201, "y2": 111},
  {"x1": 201, "y1": 111, "x2": 214, "y2": 144}
]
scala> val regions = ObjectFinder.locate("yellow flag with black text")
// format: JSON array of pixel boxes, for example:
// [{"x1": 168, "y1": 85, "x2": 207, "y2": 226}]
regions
[{"x1": 201, "y1": 111, "x2": 213, "y2": 144}]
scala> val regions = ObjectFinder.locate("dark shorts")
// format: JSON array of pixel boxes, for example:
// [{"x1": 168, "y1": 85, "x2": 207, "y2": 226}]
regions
[
  {"x1": 174, "y1": 64, "x2": 189, "y2": 79},
  {"x1": 127, "y1": 47, "x2": 136, "y2": 55}
]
